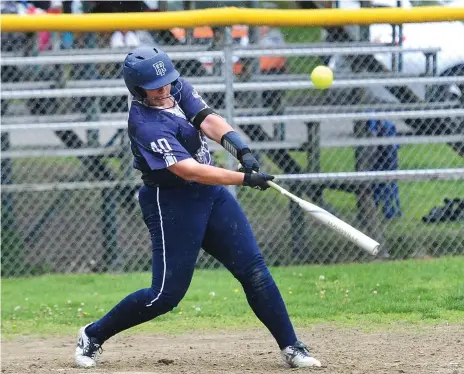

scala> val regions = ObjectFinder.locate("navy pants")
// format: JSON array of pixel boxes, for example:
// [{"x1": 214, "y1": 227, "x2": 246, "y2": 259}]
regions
[{"x1": 87, "y1": 184, "x2": 297, "y2": 349}]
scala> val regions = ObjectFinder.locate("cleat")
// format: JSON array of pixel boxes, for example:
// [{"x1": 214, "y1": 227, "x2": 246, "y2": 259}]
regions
[
  {"x1": 281, "y1": 340, "x2": 321, "y2": 368},
  {"x1": 75, "y1": 323, "x2": 103, "y2": 368}
]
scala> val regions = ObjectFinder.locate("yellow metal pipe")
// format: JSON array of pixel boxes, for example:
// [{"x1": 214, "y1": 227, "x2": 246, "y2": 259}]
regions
[{"x1": 1, "y1": 6, "x2": 464, "y2": 32}]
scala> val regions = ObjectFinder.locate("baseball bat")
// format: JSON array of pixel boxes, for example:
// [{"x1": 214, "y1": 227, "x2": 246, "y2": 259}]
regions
[{"x1": 267, "y1": 180, "x2": 380, "y2": 256}]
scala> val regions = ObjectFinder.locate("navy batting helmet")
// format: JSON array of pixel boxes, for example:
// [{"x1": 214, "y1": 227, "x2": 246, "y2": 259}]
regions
[{"x1": 123, "y1": 46, "x2": 180, "y2": 99}]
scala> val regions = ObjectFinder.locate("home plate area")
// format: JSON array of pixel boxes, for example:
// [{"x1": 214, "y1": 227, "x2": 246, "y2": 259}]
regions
[{"x1": 2, "y1": 325, "x2": 463, "y2": 374}]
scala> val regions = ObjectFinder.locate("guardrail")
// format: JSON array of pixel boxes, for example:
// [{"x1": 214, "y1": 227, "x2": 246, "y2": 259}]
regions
[
  {"x1": 2, "y1": 134, "x2": 463, "y2": 159},
  {"x1": 2, "y1": 169, "x2": 463, "y2": 193},
  {"x1": 1, "y1": 102, "x2": 459, "y2": 124},
  {"x1": 3, "y1": 109, "x2": 464, "y2": 131},
  {"x1": 0, "y1": 46, "x2": 441, "y2": 66},
  {"x1": 5, "y1": 76, "x2": 463, "y2": 99},
  {"x1": 2, "y1": 6, "x2": 464, "y2": 31}
]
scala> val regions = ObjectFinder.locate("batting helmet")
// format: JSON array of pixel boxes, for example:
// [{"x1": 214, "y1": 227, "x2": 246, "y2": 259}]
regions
[{"x1": 123, "y1": 46, "x2": 180, "y2": 100}]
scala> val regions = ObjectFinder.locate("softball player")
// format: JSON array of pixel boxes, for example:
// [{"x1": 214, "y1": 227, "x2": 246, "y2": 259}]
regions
[{"x1": 75, "y1": 46, "x2": 321, "y2": 369}]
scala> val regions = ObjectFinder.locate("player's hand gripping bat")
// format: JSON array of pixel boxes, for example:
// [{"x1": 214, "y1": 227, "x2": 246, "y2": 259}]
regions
[{"x1": 239, "y1": 165, "x2": 380, "y2": 256}]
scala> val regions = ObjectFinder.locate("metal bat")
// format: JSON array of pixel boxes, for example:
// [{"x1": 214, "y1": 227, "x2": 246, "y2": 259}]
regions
[{"x1": 267, "y1": 180, "x2": 380, "y2": 256}]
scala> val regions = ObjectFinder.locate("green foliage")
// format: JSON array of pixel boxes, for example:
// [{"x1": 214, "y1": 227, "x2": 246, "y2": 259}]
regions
[
  {"x1": 281, "y1": 26, "x2": 321, "y2": 44},
  {"x1": 281, "y1": 26, "x2": 322, "y2": 75}
]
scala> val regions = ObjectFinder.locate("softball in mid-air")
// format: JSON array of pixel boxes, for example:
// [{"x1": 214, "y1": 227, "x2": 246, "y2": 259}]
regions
[{"x1": 311, "y1": 65, "x2": 334, "y2": 89}]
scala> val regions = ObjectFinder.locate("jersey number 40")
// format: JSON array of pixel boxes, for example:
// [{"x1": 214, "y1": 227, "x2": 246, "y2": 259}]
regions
[{"x1": 150, "y1": 138, "x2": 172, "y2": 154}]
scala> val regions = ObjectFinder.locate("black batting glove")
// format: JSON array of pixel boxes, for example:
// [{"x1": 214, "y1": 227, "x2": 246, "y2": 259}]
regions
[
  {"x1": 243, "y1": 172, "x2": 274, "y2": 191},
  {"x1": 239, "y1": 149, "x2": 260, "y2": 174}
]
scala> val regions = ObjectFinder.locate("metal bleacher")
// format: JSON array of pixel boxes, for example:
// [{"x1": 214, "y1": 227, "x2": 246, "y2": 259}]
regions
[
  {"x1": 2, "y1": 38, "x2": 464, "y2": 262},
  {"x1": 2, "y1": 43, "x2": 464, "y2": 156}
]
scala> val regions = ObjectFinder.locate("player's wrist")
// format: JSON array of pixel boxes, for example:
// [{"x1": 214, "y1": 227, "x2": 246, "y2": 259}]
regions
[
  {"x1": 243, "y1": 172, "x2": 251, "y2": 186},
  {"x1": 221, "y1": 131, "x2": 249, "y2": 160},
  {"x1": 238, "y1": 147, "x2": 251, "y2": 159},
  {"x1": 243, "y1": 172, "x2": 274, "y2": 190}
]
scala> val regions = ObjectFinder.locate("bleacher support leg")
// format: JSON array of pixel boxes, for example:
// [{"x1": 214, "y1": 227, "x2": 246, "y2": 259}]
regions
[
  {"x1": 101, "y1": 188, "x2": 118, "y2": 271},
  {"x1": 306, "y1": 122, "x2": 323, "y2": 204},
  {"x1": 354, "y1": 121, "x2": 385, "y2": 252}
]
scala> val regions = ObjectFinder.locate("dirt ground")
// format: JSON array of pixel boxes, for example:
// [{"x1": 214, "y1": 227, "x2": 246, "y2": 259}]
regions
[{"x1": 2, "y1": 324, "x2": 463, "y2": 374}]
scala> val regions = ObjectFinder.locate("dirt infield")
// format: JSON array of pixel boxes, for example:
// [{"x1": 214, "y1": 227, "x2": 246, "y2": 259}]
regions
[{"x1": 2, "y1": 324, "x2": 463, "y2": 374}]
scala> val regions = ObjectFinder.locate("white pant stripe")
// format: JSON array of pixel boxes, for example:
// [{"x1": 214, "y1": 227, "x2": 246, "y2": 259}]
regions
[{"x1": 145, "y1": 187, "x2": 166, "y2": 307}]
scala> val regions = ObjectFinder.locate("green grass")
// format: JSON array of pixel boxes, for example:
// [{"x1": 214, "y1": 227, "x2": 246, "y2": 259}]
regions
[
  {"x1": 294, "y1": 143, "x2": 464, "y2": 215},
  {"x1": 292, "y1": 143, "x2": 464, "y2": 173},
  {"x1": 2, "y1": 256, "x2": 464, "y2": 338},
  {"x1": 288, "y1": 143, "x2": 464, "y2": 257},
  {"x1": 314, "y1": 144, "x2": 464, "y2": 222}
]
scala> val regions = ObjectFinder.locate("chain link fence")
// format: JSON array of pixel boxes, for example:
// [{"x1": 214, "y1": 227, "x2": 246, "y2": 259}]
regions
[{"x1": 1, "y1": 4, "x2": 464, "y2": 277}]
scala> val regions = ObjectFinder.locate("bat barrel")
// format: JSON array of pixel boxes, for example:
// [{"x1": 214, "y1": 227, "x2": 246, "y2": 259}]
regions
[
  {"x1": 309, "y1": 207, "x2": 380, "y2": 255},
  {"x1": 267, "y1": 181, "x2": 380, "y2": 256}
]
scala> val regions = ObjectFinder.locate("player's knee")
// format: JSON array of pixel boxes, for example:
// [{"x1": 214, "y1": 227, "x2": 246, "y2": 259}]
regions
[
  {"x1": 239, "y1": 256, "x2": 274, "y2": 292},
  {"x1": 145, "y1": 285, "x2": 187, "y2": 315},
  {"x1": 144, "y1": 296, "x2": 179, "y2": 317},
  {"x1": 162, "y1": 291, "x2": 185, "y2": 310},
  {"x1": 248, "y1": 265, "x2": 274, "y2": 292}
]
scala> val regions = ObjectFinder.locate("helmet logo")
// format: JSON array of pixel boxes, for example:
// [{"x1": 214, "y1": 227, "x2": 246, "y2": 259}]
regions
[{"x1": 153, "y1": 61, "x2": 167, "y2": 76}]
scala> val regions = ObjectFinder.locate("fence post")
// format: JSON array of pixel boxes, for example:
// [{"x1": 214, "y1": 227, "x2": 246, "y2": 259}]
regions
[
  {"x1": 223, "y1": 26, "x2": 237, "y2": 198},
  {"x1": 353, "y1": 120, "x2": 385, "y2": 250},
  {"x1": 87, "y1": 33, "x2": 117, "y2": 271},
  {"x1": 1, "y1": 132, "x2": 15, "y2": 231}
]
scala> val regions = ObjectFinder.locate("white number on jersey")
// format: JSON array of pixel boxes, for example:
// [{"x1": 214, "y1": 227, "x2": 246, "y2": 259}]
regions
[{"x1": 150, "y1": 138, "x2": 172, "y2": 154}]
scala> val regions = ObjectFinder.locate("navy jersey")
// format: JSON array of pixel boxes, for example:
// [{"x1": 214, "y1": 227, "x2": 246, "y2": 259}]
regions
[{"x1": 128, "y1": 78, "x2": 213, "y2": 187}]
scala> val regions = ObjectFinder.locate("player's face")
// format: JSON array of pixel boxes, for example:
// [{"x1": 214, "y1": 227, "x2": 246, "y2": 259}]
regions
[{"x1": 145, "y1": 83, "x2": 172, "y2": 107}]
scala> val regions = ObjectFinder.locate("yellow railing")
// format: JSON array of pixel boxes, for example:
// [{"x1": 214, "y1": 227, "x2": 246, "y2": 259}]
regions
[{"x1": 2, "y1": 6, "x2": 464, "y2": 32}]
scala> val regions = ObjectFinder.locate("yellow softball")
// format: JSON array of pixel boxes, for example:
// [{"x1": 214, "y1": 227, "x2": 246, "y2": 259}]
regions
[{"x1": 311, "y1": 65, "x2": 334, "y2": 89}]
